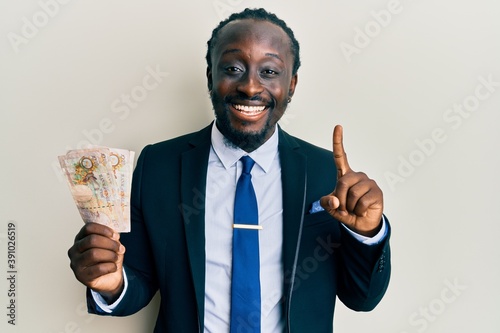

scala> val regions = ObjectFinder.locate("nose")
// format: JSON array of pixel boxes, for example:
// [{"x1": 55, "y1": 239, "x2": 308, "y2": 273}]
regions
[{"x1": 236, "y1": 71, "x2": 263, "y2": 97}]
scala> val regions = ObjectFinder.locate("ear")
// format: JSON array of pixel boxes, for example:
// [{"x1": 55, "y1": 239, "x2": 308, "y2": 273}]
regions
[
  {"x1": 288, "y1": 74, "x2": 298, "y2": 98},
  {"x1": 206, "y1": 67, "x2": 213, "y2": 92}
]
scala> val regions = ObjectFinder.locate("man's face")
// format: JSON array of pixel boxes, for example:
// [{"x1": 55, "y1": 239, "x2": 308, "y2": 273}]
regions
[{"x1": 207, "y1": 19, "x2": 298, "y2": 152}]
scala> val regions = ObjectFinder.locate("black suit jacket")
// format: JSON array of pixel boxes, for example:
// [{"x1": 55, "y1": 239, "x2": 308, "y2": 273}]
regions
[{"x1": 87, "y1": 123, "x2": 391, "y2": 333}]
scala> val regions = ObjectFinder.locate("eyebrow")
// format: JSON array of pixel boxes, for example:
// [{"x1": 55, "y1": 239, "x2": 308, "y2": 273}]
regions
[
  {"x1": 221, "y1": 49, "x2": 284, "y2": 63},
  {"x1": 222, "y1": 48, "x2": 241, "y2": 56},
  {"x1": 265, "y1": 53, "x2": 284, "y2": 63}
]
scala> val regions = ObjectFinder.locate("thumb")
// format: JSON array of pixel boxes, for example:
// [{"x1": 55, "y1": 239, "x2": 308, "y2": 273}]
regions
[
  {"x1": 320, "y1": 194, "x2": 350, "y2": 222},
  {"x1": 112, "y1": 232, "x2": 126, "y2": 270},
  {"x1": 116, "y1": 244, "x2": 126, "y2": 272},
  {"x1": 117, "y1": 243, "x2": 125, "y2": 264},
  {"x1": 320, "y1": 195, "x2": 340, "y2": 211}
]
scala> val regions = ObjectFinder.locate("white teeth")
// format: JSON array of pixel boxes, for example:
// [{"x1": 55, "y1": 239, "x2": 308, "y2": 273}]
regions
[{"x1": 233, "y1": 104, "x2": 266, "y2": 113}]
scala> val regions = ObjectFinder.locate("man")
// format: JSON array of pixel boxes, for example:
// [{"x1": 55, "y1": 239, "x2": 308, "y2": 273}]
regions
[{"x1": 68, "y1": 8, "x2": 391, "y2": 333}]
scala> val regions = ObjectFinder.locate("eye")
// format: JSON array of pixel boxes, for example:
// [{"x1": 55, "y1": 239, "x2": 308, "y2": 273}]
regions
[
  {"x1": 262, "y1": 69, "x2": 279, "y2": 76},
  {"x1": 224, "y1": 66, "x2": 243, "y2": 73}
]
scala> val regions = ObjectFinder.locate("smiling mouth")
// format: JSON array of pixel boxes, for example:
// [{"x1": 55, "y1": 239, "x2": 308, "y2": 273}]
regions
[{"x1": 232, "y1": 104, "x2": 268, "y2": 116}]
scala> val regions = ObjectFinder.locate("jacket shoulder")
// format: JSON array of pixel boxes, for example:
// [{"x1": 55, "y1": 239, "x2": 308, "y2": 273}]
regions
[
  {"x1": 132, "y1": 124, "x2": 212, "y2": 180},
  {"x1": 146, "y1": 124, "x2": 212, "y2": 155},
  {"x1": 279, "y1": 129, "x2": 333, "y2": 163}
]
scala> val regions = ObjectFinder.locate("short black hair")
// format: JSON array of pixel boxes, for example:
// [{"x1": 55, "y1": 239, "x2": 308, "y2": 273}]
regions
[{"x1": 206, "y1": 8, "x2": 301, "y2": 75}]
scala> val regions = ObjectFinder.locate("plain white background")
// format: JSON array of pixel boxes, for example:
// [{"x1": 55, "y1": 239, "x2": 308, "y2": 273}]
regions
[{"x1": 1, "y1": 0, "x2": 499, "y2": 332}]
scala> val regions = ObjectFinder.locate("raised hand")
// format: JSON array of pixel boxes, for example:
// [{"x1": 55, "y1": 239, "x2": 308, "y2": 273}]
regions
[
  {"x1": 320, "y1": 125, "x2": 384, "y2": 237},
  {"x1": 67, "y1": 223, "x2": 126, "y2": 303}
]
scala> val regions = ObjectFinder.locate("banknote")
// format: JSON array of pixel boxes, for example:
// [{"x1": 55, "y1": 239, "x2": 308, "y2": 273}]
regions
[
  {"x1": 58, "y1": 147, "x2": 134, "y2": 232},
  {"x1": 108, "y1": 148, "x2": 135, "y2": 228}
]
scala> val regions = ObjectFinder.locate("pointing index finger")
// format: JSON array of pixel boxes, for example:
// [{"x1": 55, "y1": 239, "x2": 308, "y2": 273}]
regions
[{"x1": 333, "y1": 125, "x2": 350, "y2": 178}]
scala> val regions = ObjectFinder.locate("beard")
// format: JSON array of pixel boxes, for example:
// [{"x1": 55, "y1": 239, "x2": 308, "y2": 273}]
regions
[
  {"x1": 211, "y1": 91, "x2": 285, "y2": 152},
  {"x1": 216, "y1": 107, "x2": 273, "y2": 152}
]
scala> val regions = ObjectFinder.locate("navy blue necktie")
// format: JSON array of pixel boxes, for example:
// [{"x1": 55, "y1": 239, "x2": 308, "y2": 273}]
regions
[{"x1": 230, "y1": 156, "x2": 261, "y2": 333}]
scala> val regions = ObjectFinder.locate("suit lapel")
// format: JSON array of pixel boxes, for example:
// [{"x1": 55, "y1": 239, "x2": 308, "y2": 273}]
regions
[
  {"x1": 278, "y1": 129, "x2": 308, "y2": 302},
  {"x1": 180, "y1": 124, "x2": 212, "y2": 330}
]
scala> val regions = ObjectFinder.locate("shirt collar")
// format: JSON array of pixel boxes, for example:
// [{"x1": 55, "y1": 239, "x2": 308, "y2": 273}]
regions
[{"x1": 210, "y1": 122, "x2": 279, "y2": 173}]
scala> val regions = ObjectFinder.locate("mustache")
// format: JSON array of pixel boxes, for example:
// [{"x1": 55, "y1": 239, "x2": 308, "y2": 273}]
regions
[{"x1": 223, "y1": 94, "x2": 274, "y2": 106}]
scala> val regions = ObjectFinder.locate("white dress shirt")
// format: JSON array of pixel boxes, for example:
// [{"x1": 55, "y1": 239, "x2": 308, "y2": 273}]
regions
[
  {"x1": 92, "y1": 123, "x2": 388, "y2": 333},
  {"x1": 204, "y1": 123, "x2": 285, "y2": 332}
]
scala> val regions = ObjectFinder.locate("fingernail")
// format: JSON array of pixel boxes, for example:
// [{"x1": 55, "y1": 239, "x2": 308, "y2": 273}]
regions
[
  {"x1": 329, "y1": 198, "x2": 334, "y2": 208},
  {"x1": 119, "y1": 244, "x2": 125, "y2": 254},
  {"x1": 338, "y1": 210, "x2": 348, "y2": 216},
  {"x1": 329, "y1": 196, "x2": 340, "y2": 209}
]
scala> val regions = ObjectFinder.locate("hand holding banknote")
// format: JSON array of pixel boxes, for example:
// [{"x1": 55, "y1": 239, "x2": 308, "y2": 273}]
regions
[{"x1": 68, "y1": 222, "x2": 126, "y2": 303}]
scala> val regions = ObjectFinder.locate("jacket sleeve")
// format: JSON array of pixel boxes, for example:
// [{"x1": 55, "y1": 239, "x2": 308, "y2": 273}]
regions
[{"x1": 336, "y1": 216, "x2": 391, "y2": 311}]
